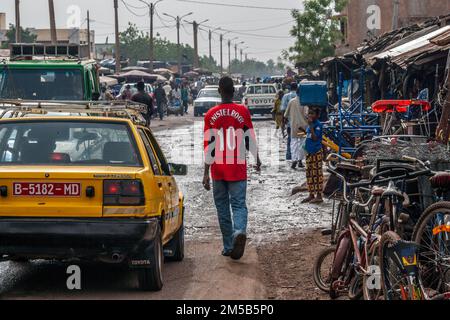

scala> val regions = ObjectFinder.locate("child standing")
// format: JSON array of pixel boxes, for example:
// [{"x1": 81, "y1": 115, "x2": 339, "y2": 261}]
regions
[{"x1": 302, "y1": 107, "x2": 324, "y2": 204}]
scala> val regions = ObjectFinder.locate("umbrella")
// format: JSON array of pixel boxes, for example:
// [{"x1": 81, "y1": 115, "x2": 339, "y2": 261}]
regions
[
  {"x1": 122, "y1": 66, "x2": 151, "y2": 73},
  {"x1": 111, "y1": 70, "x2": 166, "y2": 83},
  {"x1": 154, "y1": 68, "x2": 174, "y2": 74},
  {"x1": 193, "y1": 68, "x2": 212, "y2": 75},
  {"x1": 184, "y1": 71, "x2": 200, "y2": 78},
  {"x1": 99, "y1": 76, "x2": 118, "y2": 87}
]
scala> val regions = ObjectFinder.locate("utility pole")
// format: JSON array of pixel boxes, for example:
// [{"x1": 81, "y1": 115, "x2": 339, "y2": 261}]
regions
[
  {"x1": 240, "y1": 48, "x2": 243, "y2": 63},
  {"x1": 228, "y1": 39, "x2": 231, "y2": 73},
  {"x1": 48, "y1": 0, "x2": 57, "y2": 44},
  {"x1": 208, "y1": 29, "x2": 212, "y2": 61},
  {"x1": 187, "y1": 19, "x2": 208, "y2": 69},
  {"x1": 193, "y1": 21, "x2": 199, "y2": 68},
  {"x1": 234, "y1": 41, "x2": 244, "y2": 61},
  {"x1": 150, "y1": 3, "x2": 155, "y2": 72},
  {"x1": 227, "y1": 37, "x2": 238, "y2": 74},
  {"x1": 163, "y1": 12, "x2": 193, "y2": 76},
  {"x1": 87, "y1": 10, "x2": 91, "y2": 58},
  {"x1": 177, "y1": 16, "x2": 181, "y2": 75},
  {"x1": 392, "y1": 0, "x2": 400, "y2": 30},
  {"x1": 140, "y1": 1, "x2": 163, "y2": 73},
  {"x1": 114, "y1": 0, "x2": 121, "y2": 73},
  {"x1": 15, "y1": 0, "x2": 21, "y2": 43},
  {"x1": 220, "y1": 34, "x2": 223, "y2": 75}
]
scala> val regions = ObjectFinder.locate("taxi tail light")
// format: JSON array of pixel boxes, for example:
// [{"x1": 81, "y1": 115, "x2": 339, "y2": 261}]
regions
[{"x1": 103, "y1": 180, "x2": 145, "y2": 206}]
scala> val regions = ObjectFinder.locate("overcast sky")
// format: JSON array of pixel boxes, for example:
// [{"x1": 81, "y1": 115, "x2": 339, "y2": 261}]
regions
[{"x1": 0, "y1": 0, "x2": 304, "y2": 65}]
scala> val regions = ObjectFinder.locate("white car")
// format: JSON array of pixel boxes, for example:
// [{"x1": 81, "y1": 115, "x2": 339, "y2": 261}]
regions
[
  {"x1": 193, "y1": 87, "x2": 221, "y2": 117},
  {"x1": 243, "y1": 84, "x2": 277, "y2": 116},
  {"x1": 117, "y1": 83, "x2": 154, "y2": 99}
]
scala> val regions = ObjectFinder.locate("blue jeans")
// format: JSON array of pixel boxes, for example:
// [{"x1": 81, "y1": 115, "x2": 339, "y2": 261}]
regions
[
  {"x1": 213, "y1": 180, "x2": 248, "y2": 252},
  {"x1": 286, "y1": 126, "x2": 292, "y2": 160}
]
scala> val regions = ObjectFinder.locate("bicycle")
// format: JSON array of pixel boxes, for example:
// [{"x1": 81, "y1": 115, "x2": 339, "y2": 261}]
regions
[
  {"x1": 411, "y1": 162, "x2": 450, "y2": 296},
  {"x1": 314, "y1": 158, "x2": 431, "y2": 300}
]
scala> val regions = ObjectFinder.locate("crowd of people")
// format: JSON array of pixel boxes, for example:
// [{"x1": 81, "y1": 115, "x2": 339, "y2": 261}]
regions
[{"x1": 99, "y1": 78, "x2": 208, "y2": 126}]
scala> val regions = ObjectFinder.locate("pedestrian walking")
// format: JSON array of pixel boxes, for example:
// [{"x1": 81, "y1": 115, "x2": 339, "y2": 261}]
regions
[
  {"x1": 238, "y1": 82, "x2": 247, "y2": 101},
  {"x1": 154, "y1": 82, "x2": 167, "y2": 120},
  {"x1": 181, "y1": 84, "x2": 190, "y2": 114},
  {"x1": 302, "y1": 107, "x2": 324, "y2": 204},
  {"x1": 132, "y1": 81, "x2": 154, "y2": 127},
  {"x1": 273, "y1": 90, "x2": 286, "y2": 136},
  {"x1": 284, "y1": 87, "x2": 308, "y2": 169},
  {"x1": 203, "y1": 76, "x2": 262, "y2": 260},
  {"x1": 121, "y1": 84, "x2": 133, "y2": 100},
  {"x1": 281, "y1": 82, "x2": 299, "y2": 161}
]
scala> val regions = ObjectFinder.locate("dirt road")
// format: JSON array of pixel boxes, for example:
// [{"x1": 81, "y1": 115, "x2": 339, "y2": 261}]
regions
[{"x1": 0, "y1": 114, "x2": 332, "y2": 300}]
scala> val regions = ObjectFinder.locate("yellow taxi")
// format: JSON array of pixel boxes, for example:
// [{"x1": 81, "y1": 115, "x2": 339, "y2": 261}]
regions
[{"x1": 0, "y1": 101, "x2": 186, "y2": 291}]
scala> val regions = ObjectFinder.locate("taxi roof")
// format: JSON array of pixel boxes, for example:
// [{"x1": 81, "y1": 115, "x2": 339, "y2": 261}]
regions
[{"x1": 0, "y1": 100, "x2": 148, "y2": 126}]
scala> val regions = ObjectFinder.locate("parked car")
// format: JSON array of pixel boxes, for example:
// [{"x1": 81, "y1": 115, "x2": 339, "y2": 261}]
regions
[{"x1": 193, "y1": 86, "x2": 221, "y2": 117}]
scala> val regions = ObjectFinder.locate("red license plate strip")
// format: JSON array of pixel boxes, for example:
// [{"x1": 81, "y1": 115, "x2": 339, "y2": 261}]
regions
[{"x1": 13, "y1": 183, "x2": 81, "y2": 197}]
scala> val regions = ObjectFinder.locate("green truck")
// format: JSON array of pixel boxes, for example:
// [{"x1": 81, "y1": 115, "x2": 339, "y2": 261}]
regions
[{"x1": 0, "y1": 44, "x2": 100, "y2": 101}]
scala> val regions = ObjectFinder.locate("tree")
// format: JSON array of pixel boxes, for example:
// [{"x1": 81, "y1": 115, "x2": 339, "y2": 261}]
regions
[
  {"x1": 2, "y1": 24, "x2": 37, "y2": 48},
  {"x1": 120, "y1": 23, "x2": 218, "y2": 69},
  {"x1": 284, "y1": 0, "x2": 347, "y2": 70},
  {"x1": 229, "y1": 58, "x2": 284, "y2": 77}
]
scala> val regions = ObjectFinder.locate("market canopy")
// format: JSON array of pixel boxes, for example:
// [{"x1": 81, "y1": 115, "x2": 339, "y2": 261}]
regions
[
  {"x1": 111, "y1": 70, "x2": 167, "y2": 83},
  {"x1": 121, "y1": 66, "x2": 151, "y2": 73},
  {"x1": 99, "y1": 76, "x2": 118, "y2": 87}
]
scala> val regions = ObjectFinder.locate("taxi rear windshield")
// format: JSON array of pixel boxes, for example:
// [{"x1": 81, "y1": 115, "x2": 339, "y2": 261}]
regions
[{"x1": 0, "y1": 121, "x2": 142, "y2": 166}]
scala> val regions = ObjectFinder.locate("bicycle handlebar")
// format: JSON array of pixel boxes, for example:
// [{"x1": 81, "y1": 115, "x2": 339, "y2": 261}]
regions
[{"x1": 327, "y1": 166, "x2": 431, "y2": 205}]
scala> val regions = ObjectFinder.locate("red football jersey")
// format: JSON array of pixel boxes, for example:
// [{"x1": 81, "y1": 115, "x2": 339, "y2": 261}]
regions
[{"x1": 204, "y1": 103, "x2": 256, "y2": 181}]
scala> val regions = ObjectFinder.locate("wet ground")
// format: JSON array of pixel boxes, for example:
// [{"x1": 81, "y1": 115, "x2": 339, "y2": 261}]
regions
[{"x1": 0, "y1": 114, "x2": 333, "y2": 300}]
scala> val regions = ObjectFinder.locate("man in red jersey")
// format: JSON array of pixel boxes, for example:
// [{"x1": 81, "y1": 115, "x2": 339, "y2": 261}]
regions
[{"x1": 203, "y1": 76, "x2": 261, "y2": 260}]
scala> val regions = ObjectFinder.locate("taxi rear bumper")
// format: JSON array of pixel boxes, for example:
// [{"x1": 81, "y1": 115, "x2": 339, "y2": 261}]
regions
[{"x1": 0, "y1": 217, "x2": 159, "y2": 262}]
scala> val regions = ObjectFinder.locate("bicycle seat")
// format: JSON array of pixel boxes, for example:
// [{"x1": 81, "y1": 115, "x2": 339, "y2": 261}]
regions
[
  {"x1": 430, "y1": 172, "x2": 450, "y2": 190},
  {"x1": 335, "y1": 163, "x2": 362, "y2": 175}
]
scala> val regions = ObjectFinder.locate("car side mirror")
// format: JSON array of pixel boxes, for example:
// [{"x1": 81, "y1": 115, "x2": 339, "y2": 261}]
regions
[{"x1": 169, "y1": 163, "x2": 188, "y2": 176}]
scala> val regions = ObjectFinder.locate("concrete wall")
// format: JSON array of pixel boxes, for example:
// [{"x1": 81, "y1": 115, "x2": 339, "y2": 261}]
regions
[
  {"x1": 0, "y1": 13, "x2": 6, "y2": 31},
  {"x1": 343, "y1": 0, "x2": 450, "y2": 50}
]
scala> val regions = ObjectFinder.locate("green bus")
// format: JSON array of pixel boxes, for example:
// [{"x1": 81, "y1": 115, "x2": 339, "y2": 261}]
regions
[{"x1": 0, "y1": 44, "x2": 100, "y2": 101}]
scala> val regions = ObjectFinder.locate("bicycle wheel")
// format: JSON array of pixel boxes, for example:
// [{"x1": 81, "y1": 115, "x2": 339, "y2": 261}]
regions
[
  {"x1": 329, "y1": 231, "x2": 352, "y2": 299},
  {"x1": 379, "y1": 231, "x2": 423, "y2": 300},
  {"x1": 313, "y1": 246, "x2": 336, "y2": 293},
  {"x1": 362, "y1": 240, "x2": 383, "y2": 300},
  {"x1": 348, "y1": 274, "x2": 363, "y2": 300},
  {"x1": 412, "y1": 201, "x2": 450, "y2": 293}
]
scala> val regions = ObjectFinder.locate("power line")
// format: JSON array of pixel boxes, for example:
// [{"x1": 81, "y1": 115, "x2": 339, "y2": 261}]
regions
[
  {"x1": 226, "y1": 20, "x2": 295, "y2": 33},
  {"x1": 122, "y1": 0, "x2": 148, "y2": 10},
  {"x1": 121, "y1": 0, "x2": 148, "y2": 17},
  {"x1": 175, "y1": 0, "x2": 293, "y2": 11}
]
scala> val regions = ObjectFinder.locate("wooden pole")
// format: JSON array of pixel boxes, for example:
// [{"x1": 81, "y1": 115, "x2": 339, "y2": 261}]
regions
[
  {"x1": 15, "y1": 0, "x2": 21, "y2": 43},
  {"x1": 48, "y1": 0, "x2": 57, "y2": 44},
  {"x1": 87, "y1": 10, "x2": 91, "y2": 58},
  {"x1": 114, "y1": 0, "x2": 121, "y2": 73}
]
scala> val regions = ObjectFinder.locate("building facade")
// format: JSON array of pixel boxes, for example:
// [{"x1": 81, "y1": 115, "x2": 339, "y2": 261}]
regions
[
  {"x1": 0, "y1": 13, "x2": 7, "y2": 46},
  {"x1": 339, "y1": 0, "x2": 450, "y2": 53},
  {"x1": 30, "y1": 28, "x2": 95, "y2": 55}
]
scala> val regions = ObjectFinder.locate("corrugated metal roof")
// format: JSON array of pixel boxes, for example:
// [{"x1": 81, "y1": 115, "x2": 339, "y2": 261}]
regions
[
  {"x1": 372, "y1": 26, "x2": 450, "y2": 60},
  {"x1": 369, "y1": 26, "x2": 450, "y2": 69}
]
